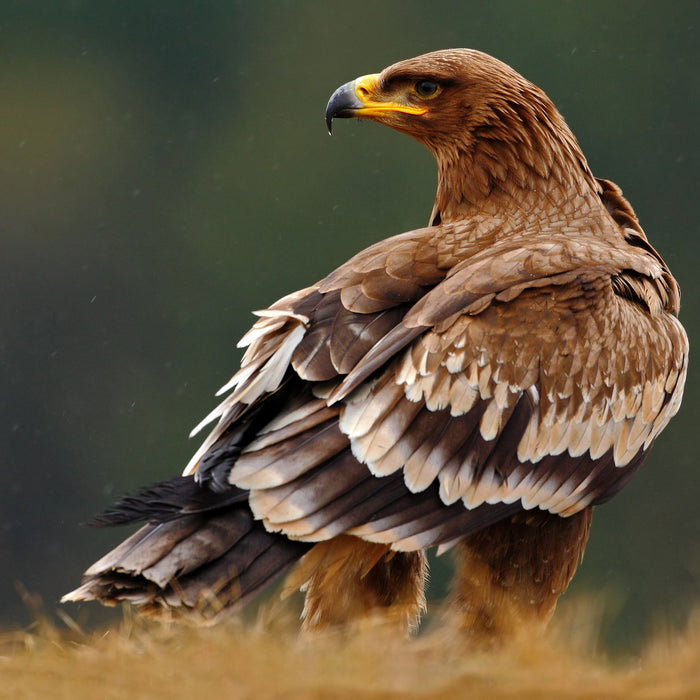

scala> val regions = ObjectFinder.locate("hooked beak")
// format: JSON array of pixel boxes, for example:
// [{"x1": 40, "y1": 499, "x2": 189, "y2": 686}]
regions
[
  {"x1": 325, "y1": 79, "x2": 365, "y2": 134},
  {"x1": 325, "y1": 73, "x2": 427, "y2": 134}
]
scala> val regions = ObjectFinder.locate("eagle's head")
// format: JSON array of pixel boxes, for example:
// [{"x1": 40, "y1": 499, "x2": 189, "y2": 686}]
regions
[
  {"x1": 327, "y1": 49, "x2": 535, "y2": 148},
  {"x1": 326, "y1": 49, "x2": 595, "y2": 220}
]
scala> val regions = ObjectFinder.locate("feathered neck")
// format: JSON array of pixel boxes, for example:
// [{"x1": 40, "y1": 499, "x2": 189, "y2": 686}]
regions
[{"x1": 427, "y1": 85, "x2": 600, "y2": 226}]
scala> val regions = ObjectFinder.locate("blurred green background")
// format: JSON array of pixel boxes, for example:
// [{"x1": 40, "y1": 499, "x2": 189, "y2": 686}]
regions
[{"x1": 1, "y1": 1, "x2": 698, "y2": 649}]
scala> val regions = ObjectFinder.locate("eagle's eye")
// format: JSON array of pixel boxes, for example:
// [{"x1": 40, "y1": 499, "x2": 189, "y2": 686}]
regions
[{"x1": 414, "y1": 80, "x2": 439, "y2": 98}]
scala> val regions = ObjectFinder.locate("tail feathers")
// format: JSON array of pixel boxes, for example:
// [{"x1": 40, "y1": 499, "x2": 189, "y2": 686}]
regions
[
  {"x1": 64, "y1": 479, "x2": 311, "y2": 615},
  {"x1": 85, "y1": 476, "x2": 248, "y2": 527}
]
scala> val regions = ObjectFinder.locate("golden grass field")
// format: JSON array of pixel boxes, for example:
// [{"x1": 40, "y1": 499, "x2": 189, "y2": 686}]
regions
[{"x1": 2, "y1": 593, "x2": 700, "y2": 700}]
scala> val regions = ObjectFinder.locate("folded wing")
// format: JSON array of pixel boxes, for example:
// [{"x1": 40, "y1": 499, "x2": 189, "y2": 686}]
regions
[{"x1": 184, "y1": 224, "x2": 687, "y2": 552}]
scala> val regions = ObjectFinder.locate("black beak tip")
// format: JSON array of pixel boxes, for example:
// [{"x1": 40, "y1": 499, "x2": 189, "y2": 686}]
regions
[{"x1": 325, "y1": 80, "x2": 362, "y2": 136}]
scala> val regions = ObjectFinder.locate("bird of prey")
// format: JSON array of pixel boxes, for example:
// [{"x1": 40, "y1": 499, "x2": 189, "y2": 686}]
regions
[{"x1": 64, "y1": 49, "x2": 687, "y2": 640}]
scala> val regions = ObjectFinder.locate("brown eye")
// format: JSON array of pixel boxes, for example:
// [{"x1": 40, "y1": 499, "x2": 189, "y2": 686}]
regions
[{"x1": 414, "y1": 80, "x2": 438, "y2": 98}]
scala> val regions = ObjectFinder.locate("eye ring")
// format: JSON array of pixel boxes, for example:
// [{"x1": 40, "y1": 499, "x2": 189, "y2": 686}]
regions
[{"x1": 414, "y1": 80, "x2": 439, "y2": 98}]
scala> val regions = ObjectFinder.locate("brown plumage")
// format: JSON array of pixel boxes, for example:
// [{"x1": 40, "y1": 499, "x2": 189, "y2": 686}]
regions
[{"x1": 64, "y1": 49, "x2": 687, "y2": 640}]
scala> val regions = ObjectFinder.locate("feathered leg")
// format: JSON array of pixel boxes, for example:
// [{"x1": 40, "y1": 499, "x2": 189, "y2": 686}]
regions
[
  {"x1": 449, "y1": 508, "x2": 593, "y2": 642},
  {"x1": 285, "y1": 535, "x2": 428, "y2": 633}
]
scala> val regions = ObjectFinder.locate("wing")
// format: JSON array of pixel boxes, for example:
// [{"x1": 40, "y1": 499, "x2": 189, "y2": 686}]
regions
[{"x1": 184, "y1": 225, "x2": 687, "y2": 552}]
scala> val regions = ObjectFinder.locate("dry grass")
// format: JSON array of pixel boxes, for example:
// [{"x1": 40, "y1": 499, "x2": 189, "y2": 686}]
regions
[{"x1": 2, "y1": 597, "x2": 700, "y2": 700}]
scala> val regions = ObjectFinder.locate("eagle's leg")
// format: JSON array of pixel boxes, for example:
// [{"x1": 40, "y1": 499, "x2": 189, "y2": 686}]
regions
[
  {"x1": 287, "y1": 535, "x2": 428, "y2": 633},
  {"x1": 449, "y1": 508, "x2": 593, "y2": 642}
]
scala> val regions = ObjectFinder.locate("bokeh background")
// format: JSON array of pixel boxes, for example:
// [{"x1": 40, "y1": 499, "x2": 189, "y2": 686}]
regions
[{"x1": 1, "y1": 1, "x2": 698, "y2": 650}]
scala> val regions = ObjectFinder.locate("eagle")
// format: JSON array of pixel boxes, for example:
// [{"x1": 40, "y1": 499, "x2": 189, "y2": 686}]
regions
[{"x1": 64, "y1": 49, "x2": 687, "y2": 640}]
